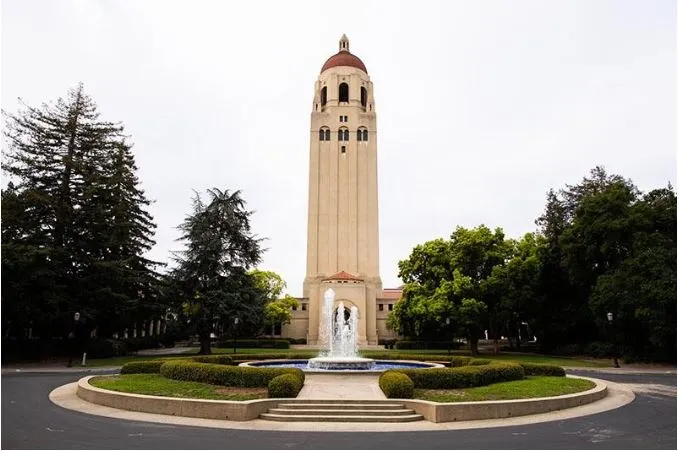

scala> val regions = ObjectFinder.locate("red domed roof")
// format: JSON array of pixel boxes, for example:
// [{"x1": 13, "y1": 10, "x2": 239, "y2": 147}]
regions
[{"x1": 321, "y1": 51, "x2": 368, "y2": 74}]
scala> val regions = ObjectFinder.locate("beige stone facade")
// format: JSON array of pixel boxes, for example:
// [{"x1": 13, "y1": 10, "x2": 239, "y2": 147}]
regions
[{"x1": 281, "y1": 36, "x2": 401, "y2": 345}]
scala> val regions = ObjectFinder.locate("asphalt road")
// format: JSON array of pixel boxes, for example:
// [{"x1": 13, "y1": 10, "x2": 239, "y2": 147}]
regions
[{"x1": 1, "y1": 370, "x2": 676, "y2": 449}]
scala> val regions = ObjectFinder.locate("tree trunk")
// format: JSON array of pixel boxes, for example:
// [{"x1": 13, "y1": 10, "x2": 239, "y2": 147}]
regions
[
  {"x1": 493, "y1": 338, "x2": 499, "y2": 355},
  {"x1": 469, "y1": 335, "x2": 480, "y2": 356},
  {"x1": 199, "y1": 334, "x2": 212, "y2": 355}
]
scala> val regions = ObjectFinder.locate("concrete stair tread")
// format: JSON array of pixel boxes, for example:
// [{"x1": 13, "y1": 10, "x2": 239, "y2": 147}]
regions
[
  {"x1": 277, "y1": 403, "x2": 405, "y2": 409},
  {"x1": 260, "y1": 413, "x2": 424, "y2": 423},
  {"x1": 269, "y1": 408, "x2": 416, "y2": 415}
]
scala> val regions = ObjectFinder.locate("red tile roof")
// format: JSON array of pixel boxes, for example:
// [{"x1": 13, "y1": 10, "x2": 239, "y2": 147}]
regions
[
  {"x1": 322, "y1": 270, "x2": 364, "y2": 281},
  {"x1": 321, "y1": 50, "x2": 368, "y2": 74}
]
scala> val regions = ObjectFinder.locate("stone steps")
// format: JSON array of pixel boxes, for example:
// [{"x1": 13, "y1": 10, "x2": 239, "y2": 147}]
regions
[{"x1": 260, "y1": 401, "x2": 424, "y2": 423}]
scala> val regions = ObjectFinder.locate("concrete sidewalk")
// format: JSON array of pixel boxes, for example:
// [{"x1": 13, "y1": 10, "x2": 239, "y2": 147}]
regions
[{"x1": 297, "y1": 373, "x2": 386, "y2": 400}]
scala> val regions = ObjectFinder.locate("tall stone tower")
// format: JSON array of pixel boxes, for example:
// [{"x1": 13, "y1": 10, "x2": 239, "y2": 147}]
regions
[{"x1": 303, "y1": 35, "x2": 382, "y2": 345}]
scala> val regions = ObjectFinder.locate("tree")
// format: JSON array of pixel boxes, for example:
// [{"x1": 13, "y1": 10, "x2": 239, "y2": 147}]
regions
[
  {"x1": 2, "y1": 84, "x2": 159, "y2": 341},
  {"x1": 264, "y1": 295, "x2": 300, "y2": 336},
  {"x1": 389, "y1": 225, "x2": 513, "y2": 355},
  {"x1": 171, "y1": 188, "x2": 264, "y2": 354}
]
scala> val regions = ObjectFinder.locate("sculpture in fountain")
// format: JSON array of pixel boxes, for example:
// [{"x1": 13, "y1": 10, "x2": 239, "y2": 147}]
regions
[{"x1": 307, "y1": 288, "x2": 375, "y2": 370}]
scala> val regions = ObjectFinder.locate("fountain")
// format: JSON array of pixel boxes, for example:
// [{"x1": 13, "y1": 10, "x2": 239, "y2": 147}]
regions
[
  {"x1": 239, "y1": 288, "x2": 443, "y2": 372},
  {"x1": 307, "y1": 288, "x2": 375, "y2": 370}
]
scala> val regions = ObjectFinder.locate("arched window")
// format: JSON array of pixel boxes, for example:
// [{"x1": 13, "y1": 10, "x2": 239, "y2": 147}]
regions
[
  {"x1": 321, "y1": 87, "x2": 327, "y2": 106},
  {"x1": 319, "y1": 129, "x2": 325, "y2": 141},
  {"x1": 362, "y1": 129, "x2": 368, "y2": 141},
  {"x1": 338, "y1": 129, "x2": 344, "y2": 141},
  {"x1": 339, "y1": 83, "x2": 349, "y2": 102},
  {"x1": 361, "y1": 87, "x2": 367, "y2": 109},
  {"x1": 324, "y1": 129, "x2": 330, "y2": 141},
  {"x1": 343, "y1": 129, "x2": 349, "y2": 141},
  {"x1": 357, "y1": 129, "x2": 362, "y2": 142}
]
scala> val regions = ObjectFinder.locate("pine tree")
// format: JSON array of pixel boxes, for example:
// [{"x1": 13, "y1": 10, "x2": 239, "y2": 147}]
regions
[
  {"x1": 2, "y1": 84, "x2": 159, "y2": 340},
  {"x1": 172, "y1": 188, "x2": 264, "y2": 354}
]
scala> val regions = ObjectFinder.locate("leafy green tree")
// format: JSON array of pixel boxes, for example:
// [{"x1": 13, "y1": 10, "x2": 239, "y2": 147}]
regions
[
  {"x1": 389, "y1": 225, "x2": 513, "y2": 355},
  {"x1": 249, "y1": 269, "x2": 299, "y2": 336},
  {"x1": 264, "y1": 295, "x2": 300, "y2": 336},
  {"x1": 171, "y1": 188, "x2": 264, "y2": 354}
]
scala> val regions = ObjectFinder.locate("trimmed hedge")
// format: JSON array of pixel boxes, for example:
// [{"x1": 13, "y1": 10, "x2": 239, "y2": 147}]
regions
[
  {"x1": 215, "y1": 339, "x2": 290, "y2": 349},
  {"x1": 450, "y1": 357, "x2": 491, "y2": 367},
  {"x1": 519, "y1": 362, "x2": 566, "y2": 377},
  {"x1": 379, "y1": 370, "x2": 414, "y2": 398},
  {"x1": 159, "y1": 360, "x2": 305, "y2": 388},
  {"x1": 268, "y1": 373, "x2": 304, "y2": 398},
  {"x1": 190, "y1": 355, "x2": 234, "y2": 365},
  {"x1": 120, "y1": 360, "x2": 167, "y2": 374},
  {"x1": 394, "y1": 341, "x2": 462, "y2": 351},
  {"x1": 399, "y1": 362, "x2": 525, "y2": 389}
]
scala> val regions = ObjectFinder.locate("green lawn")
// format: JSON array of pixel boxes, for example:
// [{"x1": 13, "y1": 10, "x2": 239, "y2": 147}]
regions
[
  {"x1": 414, "y1": 376, "x2": 596, "y2": 402},
  {"x1": 89, "y1": 374, "x2": 267, "y2": 400}
]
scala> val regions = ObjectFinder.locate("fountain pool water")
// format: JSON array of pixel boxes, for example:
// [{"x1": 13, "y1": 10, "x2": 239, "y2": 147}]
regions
[{"x1": 239, "y1": 288, "x2": 443, "y2": 372}]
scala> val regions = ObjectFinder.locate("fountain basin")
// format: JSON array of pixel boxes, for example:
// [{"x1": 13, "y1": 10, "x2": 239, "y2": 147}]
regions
[
  {"x1": 239, "y1": 359, "x2": 444, "y2": 373},
  {"x1": 308, "y1": 357, "x2": 375, "y2": 370}
]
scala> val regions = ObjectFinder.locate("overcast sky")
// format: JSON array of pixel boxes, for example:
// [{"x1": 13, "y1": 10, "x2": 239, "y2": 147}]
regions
[{"x1": 2, "y1": 0, "x2": 676, "y2": 295}]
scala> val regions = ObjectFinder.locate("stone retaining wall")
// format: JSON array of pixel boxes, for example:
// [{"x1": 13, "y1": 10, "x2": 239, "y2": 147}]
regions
[{"x1": 77, "y1": 375, "x2": 607, "y2": 423}]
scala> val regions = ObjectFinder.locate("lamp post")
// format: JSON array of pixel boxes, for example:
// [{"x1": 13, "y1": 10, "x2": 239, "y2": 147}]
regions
[
  {"x1": 67, "y1": 312, "x2": 80, "y2": 367},
  {"x1": 233, "y1": 317, "x2": 239, "y2": 354},
  {"x1": 607, "y1": 312, "x2": 620, "y2": 368},
  {"x1": 446, "y1": 317, "x2": 451, "y2": 355}
]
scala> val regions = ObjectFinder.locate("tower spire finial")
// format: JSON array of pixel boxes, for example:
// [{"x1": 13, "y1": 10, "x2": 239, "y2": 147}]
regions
[{"x1": 339, "y1": 34, "x2": 349, "y2": 52}]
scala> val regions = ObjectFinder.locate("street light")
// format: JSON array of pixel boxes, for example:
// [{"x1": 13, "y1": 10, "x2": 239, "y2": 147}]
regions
[
  {"x1": 607, "y1": 312, "x2": 620, "y2": 368},
  {"x1": 445, "y1": 318, "x2": 451, "y2": 354},
  {"x1": 233, "y1": 317, "x2": 240, "y2": 354},
  {"x1": 67, "y1": 312, "x2": 83, "y2": 367}
]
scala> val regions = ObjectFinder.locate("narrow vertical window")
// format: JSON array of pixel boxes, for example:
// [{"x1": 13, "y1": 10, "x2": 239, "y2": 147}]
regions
[
  {"x1": 338, "y1": 130, "x2": 344, "y2": 141},
  {"x1": 341, "y1": 146, "x2": 346, "y2": 154},
  {"x1": 324, "y1": 129, "x2": 330, "y2": 141},
  {"x1": 362, "y1": 129, "x2": 368, "y2": 141},
  {"x1": 357, "y1": 129, "x2": 362, "y2": 142},
  {"x1": 321, "y1": 87, "x2": 327, "y2": 106},
  {"x1": 361, "y1": 87, "x2": 367, "y2": 109},
  {"x1": 339, "y1": 83, "x2": 349, "y2": 102},
  {"x1": 343, "y1": 129, "x2": 349, "y2": 141},
  {"x1": 319, "y1": 129, "x2": 325, "y2": 141}
]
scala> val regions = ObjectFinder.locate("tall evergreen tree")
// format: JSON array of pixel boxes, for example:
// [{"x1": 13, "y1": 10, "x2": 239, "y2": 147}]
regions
[
  {"x1": 2, "y1": 84, "x2": 159, "y2": 340},
  {"x1": 171, "y1": 188, "x2": 264, "y2": 354}
]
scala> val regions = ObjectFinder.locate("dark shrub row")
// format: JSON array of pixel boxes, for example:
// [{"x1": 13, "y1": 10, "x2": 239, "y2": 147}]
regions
[
  {"x1": 215, "y1": 339, "x2": 290, "y2": 349},
  {"x1": 120, "y1": 360, "x2": 168, "y2": 374},
  {"x1": 268, "y1": 373, "x2": 304, "y2": 398},
  {"x1": 379, "y1": 371, "x2": 414, "y2": 398},
  {"x1": 518, "y1": 362, "x2": 566, "y2": 377},
  {"x1": 393, "y1": 341, "x2": 463, "y2": 351},
  {"x1": 159, "y1": 360, "x2": 305, "y2": 388},
  {"x1": 399, "y1": 362, "x2": 525, "y2": 389},
  {"x1": 190, "y1": 355, "x2": 234, "y2": 365},
  {"x1": 287, "y1": 338, "x2": 307, "y2": 345},
  {"x1": 450, "y1": 357, "x2": 491, "y2": 367}
]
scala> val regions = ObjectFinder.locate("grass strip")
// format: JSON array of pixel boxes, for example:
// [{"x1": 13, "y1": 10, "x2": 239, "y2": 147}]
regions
[
  {"x1": 89, "y1": 374, "x2": 267, "y2": 401},
  {"x1": 414, "y1": 376, "x2": 595, "y2": 402}
]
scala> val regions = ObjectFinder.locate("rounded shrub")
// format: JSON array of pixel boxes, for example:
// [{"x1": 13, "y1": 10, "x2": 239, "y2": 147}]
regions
[
  {"x1": 190, "y1": 355, "x2": 234, "y2": 365},
  {"x1": 120, "y1": 360, "x2": 166, "y2": 374},
  {"x1": 519, "y1": 362, "x2": 566, "y2": 377},
  {"x1": 159, "y1": 360, "x2": 305, "y2": 387},
  {"x1": 267, "y1": 373, "x2": 304, "y2": 398},
  {"x1": 379, "y1": 370, "x2": 414, "y2": 398}
]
